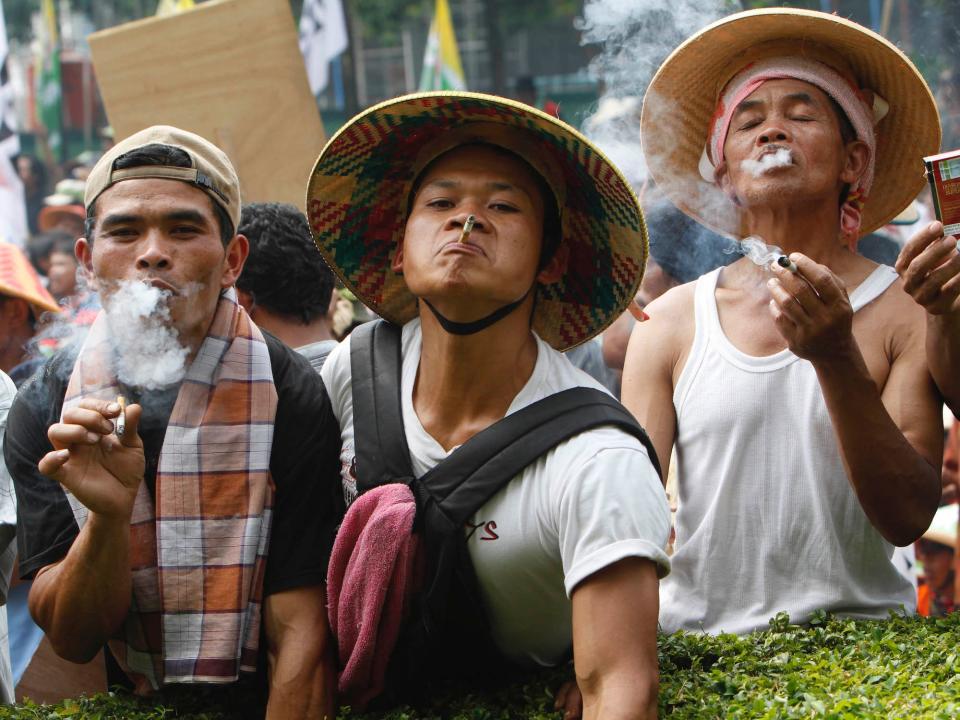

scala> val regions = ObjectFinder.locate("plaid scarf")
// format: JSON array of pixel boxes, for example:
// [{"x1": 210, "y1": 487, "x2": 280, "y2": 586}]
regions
[{"x1": 62, "y1": 287, "x2": 278, "y2": 689}]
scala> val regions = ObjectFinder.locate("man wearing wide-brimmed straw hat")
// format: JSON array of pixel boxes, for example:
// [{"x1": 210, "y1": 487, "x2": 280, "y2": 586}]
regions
[
  {"x1": 310, "y1": 91, "x2": 670, "y2": 718},
  {"x1": 622, "y1": 8, "x2": 944, "y2": 636}
]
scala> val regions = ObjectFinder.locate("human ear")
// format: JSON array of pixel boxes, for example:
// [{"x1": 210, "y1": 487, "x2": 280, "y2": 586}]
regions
[
  {"x1": 840, "y1": 140, "x2": 870, "y2": 186},
  {"x1": 74, "y1": 237, "x2": 100, "y2": 292},
  {"x1": 391, "y1": 228, "x2": 406, "y2": 274},
  {"x1": 221, "y1": 234, "x2": 249, "y2": 288},
  {"x1": 715, "y1": 162, "x2": 741, "y2": 206}
]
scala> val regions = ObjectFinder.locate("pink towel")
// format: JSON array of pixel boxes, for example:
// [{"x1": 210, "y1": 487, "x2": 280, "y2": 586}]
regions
[{"x1": 327, "y1": 483, "x2": 423, "y2": 709}]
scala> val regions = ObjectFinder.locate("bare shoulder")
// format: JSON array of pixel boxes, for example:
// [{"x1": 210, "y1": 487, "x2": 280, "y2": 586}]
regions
[
  {"x1": 858, "y1": 273, "x2": 926, "y2": 360},
  {"x1": 626, "y1": 281, "x2": 697, "y2": 372}
]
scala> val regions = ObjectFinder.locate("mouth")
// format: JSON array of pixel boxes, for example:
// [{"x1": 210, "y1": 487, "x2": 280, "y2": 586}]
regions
[
  {"x1": 441, "y1": 240, "x2": 486, "y2": 257},
  {"x1": 144, "y1": 278, "x2": 180, "y2": 295}
]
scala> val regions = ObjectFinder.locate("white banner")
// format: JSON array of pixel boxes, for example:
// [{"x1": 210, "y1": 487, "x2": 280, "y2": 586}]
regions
[
  {"x1": 0, "y1": 3, "x2": 27, "y2": 247},
  {"x1": 299, "y1": 0, "x2": 348, "y2": 95}
]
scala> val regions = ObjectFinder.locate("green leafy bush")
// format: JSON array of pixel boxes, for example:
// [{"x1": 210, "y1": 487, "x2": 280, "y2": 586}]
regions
[{"x1": 6, "y1": 612, "x2": 960, "y2": 718}]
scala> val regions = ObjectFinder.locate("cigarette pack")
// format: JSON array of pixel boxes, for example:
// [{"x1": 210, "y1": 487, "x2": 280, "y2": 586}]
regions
[{"x1": 925, "y1": 150, "x2": 960, "y2": 235}]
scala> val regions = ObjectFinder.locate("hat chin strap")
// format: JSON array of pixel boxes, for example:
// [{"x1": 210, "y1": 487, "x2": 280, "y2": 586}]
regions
[{"x1": 420, "y1": 286, "x2": 534, "y2": 336}]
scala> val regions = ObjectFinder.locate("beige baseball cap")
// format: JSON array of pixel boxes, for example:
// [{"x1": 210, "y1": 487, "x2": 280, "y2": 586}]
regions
[{"x1": 85, "y1": 125, "x2": 241, "y2": 233}]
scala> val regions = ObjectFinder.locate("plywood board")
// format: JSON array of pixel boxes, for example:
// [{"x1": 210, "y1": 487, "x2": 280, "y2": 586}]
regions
[{"x1": 89, "y1": 0, "x2": 325, "y2": 211}]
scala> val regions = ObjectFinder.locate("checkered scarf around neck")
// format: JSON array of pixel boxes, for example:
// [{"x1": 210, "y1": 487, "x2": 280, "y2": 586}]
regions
[
  {"x1": 61, "y1": 286, "x2": 278, "y2": 689},
  {"x1": 699, "y1": 56, "x2": 889, "y2": 250}
]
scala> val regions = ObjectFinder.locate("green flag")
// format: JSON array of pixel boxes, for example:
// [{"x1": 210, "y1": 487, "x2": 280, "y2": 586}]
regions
[
  {"x1": 36, "y1": 0, "x2": 62, "y2": 158},
  {"x1": 419, "y1": 0, "x2": 466, "y2": 91}
]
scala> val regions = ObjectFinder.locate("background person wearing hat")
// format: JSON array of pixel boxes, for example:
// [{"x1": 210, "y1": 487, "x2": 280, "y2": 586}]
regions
[
  {"x1": 0, "y1": 241, "x2": 60, "y2": 384},
  {"x1": 622, "y1": 8, "x2": 943, "y2": 637},
  {"x1": 311, "y1": 92, "x2": 670, "y2": 720},
  {"x1": 3, "y1": 126, "x2": 342, "y2": 718}
]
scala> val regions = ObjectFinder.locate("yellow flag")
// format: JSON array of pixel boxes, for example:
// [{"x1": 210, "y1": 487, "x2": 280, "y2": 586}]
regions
[
  {"x1": 419, "y1": 0, "x2": 466, "y2": 91},
  {"x1": 156, "y1": 0, "x2": 196, "y2": 17}
]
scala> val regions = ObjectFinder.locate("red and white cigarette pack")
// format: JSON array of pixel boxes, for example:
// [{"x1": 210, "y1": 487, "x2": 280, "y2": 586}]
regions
[{"x1": 925, "y1": 149, "x2": 960, "y2": 236}]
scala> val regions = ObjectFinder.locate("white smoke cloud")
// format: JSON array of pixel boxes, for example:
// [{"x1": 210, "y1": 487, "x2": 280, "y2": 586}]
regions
[
  {"x1": 578, "y1": 0, "x2": 732, "y2": 191},
  {"x1": 101, "y1": 280, "x2": 195, "y2": 390}
]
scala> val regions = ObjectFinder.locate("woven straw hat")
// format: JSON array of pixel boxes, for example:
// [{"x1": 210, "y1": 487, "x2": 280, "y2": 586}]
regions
[
  {"x1": 641, "y1": 8, "x2": 941, "y2": 240},
  {"x1": 306, "y1": 91, "x2": 649, "y2": 351},
  {"x1": 0, "y1": 241, "x2": 60, "y2": 314}
]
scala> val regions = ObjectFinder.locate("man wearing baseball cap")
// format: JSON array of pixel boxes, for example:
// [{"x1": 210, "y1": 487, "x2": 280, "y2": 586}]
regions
[
  {"x1": 622, "y1": 8, "x2": 943, "y2": 636},
  {"x1": 310, "y1": 92, "x2": 670, "y2": 719},
  {"x1": 3, "y1": 126, "x2": 342, "y2": 718}
]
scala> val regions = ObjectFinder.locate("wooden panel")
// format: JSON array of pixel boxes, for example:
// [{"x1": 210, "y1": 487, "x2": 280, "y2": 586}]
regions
[{"x1": 89, "y1": 0, "x2": 325, "y2": 211}]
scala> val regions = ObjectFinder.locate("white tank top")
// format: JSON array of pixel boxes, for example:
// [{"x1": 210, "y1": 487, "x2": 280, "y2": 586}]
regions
[{"x1": 659, "y1": 265, "x2": 916, "y2": 635}]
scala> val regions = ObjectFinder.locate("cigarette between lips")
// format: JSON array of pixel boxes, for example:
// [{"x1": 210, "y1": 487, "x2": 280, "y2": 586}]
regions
[
  {"x1": 459, "y1": 215, "x2": 476, "y2": 243},
  {"x1": 115, "y1": 395, "x2": 127, "y2": 438}
]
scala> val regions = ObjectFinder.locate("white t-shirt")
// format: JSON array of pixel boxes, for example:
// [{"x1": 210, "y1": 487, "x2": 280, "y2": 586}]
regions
[{"x1": 321, "y1": 319, "x2": 670, "y2": 667}]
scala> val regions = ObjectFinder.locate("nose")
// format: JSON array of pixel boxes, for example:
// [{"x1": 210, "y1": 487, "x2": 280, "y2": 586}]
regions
[
  {"x1": 135, "y1": 230, "x2": 172, "y2": 270},
  {"x1": 757, "y1": 125, "x2": 791, "y2": 145},
  {"x1": 446, "y1": 211, "x2": 486, "y2": 233}
]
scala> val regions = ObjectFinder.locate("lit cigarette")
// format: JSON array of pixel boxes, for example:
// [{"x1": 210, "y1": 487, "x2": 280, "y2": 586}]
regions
[
  {"x1": 776, "y1": 255, "x2": 798, "y2": 274},
  {"x1": 115, "y1": 395, "x2": 127, "y2": 438},
  {"x1": 459, "y1": 215, "x2": 476, "y2": 243}
]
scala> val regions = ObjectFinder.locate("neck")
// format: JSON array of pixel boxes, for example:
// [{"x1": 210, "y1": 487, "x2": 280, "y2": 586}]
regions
[
  {"x1": 742, "y1": 197, "x2": 846, "y2": 263},
  {"x1": 249, "y1": 306, "x2": 335, "y2": 349},
  {"x1": 414, "y1": 296, "x2": 539, "y2": 450}
]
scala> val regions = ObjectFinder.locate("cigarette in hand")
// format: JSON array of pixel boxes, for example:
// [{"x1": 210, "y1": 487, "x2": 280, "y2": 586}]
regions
[
  {"x1": 776, "y1": 255, "x2": 798, "y2": 274},
  {"x1": 459, "y1": 215, "x2": 476, "y2": 243},
  {"x1": 115, "y1": 395, "x2": 127, "y2": 438}
]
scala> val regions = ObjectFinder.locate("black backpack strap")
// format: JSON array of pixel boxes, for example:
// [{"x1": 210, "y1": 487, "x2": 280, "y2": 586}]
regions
[
  {"x1": 417, "y1": 387, "x2": 661, "y2": 532},
  {"x1": 349, "y1": 320, "x2": 414, "y2": 492}
]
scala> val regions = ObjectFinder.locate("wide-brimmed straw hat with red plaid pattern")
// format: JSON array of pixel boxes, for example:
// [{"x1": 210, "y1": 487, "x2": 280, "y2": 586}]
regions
[{"x1": 305, "y1": 91, "x2": 649, "y2": 351}]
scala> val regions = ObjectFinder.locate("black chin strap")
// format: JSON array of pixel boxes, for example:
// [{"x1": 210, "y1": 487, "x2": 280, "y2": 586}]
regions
[{"x1": 421, "y1": 287, "x2": 533, "y2": 336}]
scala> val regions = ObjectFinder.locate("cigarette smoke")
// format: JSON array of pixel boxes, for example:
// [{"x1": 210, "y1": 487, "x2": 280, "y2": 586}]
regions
[
  {"x1": 30, "y1": 274, "x2": 200, "y2": 395},
  {"x1": 578, "y1": 0, "x2": 740, "y2": 280},
  {"x1": 577, "y1": 0, "x2": 730, "y2": 189},
  {"x1": 101, "y1": 281, "x2": 194, "y2": 390},
  {"x1": 732, "y1": 235, "x2": 783, "y2": 270},
  {"x1": 741, "y1": 148, "x2": 793, "y2": 178}
]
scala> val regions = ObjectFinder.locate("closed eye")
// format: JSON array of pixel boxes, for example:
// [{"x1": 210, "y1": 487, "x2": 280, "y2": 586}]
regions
[{"x1": 425, "y1": 198, "x2": 455, "y2": 209}]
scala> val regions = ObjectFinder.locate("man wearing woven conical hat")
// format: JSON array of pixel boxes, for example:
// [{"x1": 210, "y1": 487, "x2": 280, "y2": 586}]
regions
[
  {"x1": 622, "y1": 8, "x2": 944, "y2": 636},
  {"x1": 309, "y1": 91, "x2": 670, "y2": 717}
]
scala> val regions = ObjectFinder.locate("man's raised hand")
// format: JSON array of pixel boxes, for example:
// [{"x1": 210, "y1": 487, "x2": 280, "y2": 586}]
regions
[
  {"x1": 766, "y1": 253, "x2": 855, "y2": 362},
  {"x1": 40, "y1": 398, "x2": 145, "y2": 520},
  {"x1": 896, "y1": 221, "x2": 960, "y2": 316}
]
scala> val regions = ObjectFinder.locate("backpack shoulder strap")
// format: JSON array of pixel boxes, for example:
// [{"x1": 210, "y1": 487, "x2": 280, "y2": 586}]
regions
[
  {"x1": 417, "y1": 387, "x2": 661, "y2": 531},
  {"x1": 349, "y1": 320, "x2": 414, "y2": 492}
]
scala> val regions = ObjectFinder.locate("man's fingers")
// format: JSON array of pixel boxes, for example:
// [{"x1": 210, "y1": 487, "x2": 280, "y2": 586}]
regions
[
  {"x1": 563, "y1": 683, "x2": 584, "y2": 720},
  {"x1": 896, "y1": 221, "x2": 945, "y2": 274},
  {"x1": 768, "y1": 279, "x2": 810, "y2": 325},
  {"x1": 771, "y1": 263, "x2": 819, "y2": 313},
  {"x1": 790, "y1": 253, "x2": 846, "y2": 304},
  {"x1": 59, "y1": 407, "x2": 116, "y2": 435},
  {"x1": 554, "y1": 679, "x2": 572, "y2": 709},
  {"x1": 48, "y1": 422, "x2": 105, "y2": 450},
  {"x1": 73, "y1": 397, "x2": 125, "y2": 418},
  {"x1": 911, "y1": 253, "x2": 960, "y2": 307},
  {"x1": 37, "y1": 449, "x2": 70, "y2": 479},
  {"x1": 902, "y1": 235, "x2": 958, "y2": 294}
]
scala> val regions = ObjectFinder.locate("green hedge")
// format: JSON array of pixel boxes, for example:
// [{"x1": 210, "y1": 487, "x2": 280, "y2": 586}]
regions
[{"x1": 6, "y1": 611, "x2": 960, "y2": 718}]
